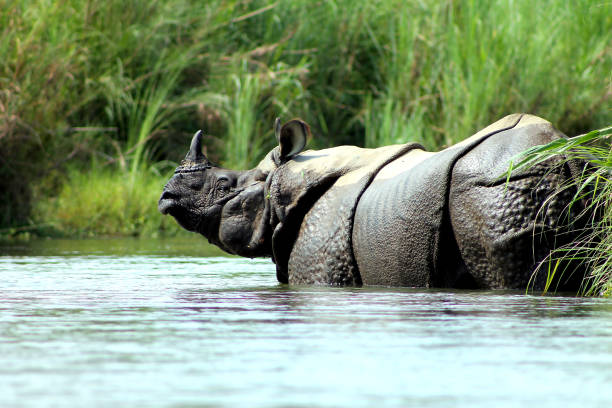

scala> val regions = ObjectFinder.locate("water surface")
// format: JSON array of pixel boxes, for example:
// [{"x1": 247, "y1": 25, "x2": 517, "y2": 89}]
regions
[{"x1": 1, "y1": 238, "x2": 612, "y2": 407}]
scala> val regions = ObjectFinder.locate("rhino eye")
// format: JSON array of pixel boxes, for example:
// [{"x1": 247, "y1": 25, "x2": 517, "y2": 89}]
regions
[{"x1": 216, "y1": 178, "x2": 231, "y2": 196}]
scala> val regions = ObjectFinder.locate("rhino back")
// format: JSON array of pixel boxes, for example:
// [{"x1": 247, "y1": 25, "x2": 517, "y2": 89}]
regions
[{"x1": 352, "y1": 114, "x2": 526, "y2": 287}]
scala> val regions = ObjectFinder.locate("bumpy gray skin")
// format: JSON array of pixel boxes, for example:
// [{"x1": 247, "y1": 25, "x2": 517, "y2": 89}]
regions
[{"x1": 159, "y1": 114, "x2": 587, "y2": 290}]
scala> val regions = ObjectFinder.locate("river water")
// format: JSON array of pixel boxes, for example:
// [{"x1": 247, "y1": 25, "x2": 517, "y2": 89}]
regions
[{"x1": 1, "y1": 238, "x2": 611, "y2": 407}]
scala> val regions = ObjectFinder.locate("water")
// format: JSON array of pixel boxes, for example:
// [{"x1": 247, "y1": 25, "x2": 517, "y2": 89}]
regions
[{"x1": 1, "y1": 238, "x2": 612, "y2": 408}]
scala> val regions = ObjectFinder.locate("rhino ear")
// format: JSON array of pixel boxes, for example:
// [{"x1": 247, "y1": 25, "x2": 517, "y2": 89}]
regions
[{"x1": 276, "y1": 118, "x2": 309, "y2": 160}]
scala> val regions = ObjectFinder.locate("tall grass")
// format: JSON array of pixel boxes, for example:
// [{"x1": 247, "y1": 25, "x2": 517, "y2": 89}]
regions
[
  {"x1": 1, "y1": 0, "x2": 610, "y2": 239},
  {"x1": 209, "y1": 60, "x2": 307, "y2": 169}
]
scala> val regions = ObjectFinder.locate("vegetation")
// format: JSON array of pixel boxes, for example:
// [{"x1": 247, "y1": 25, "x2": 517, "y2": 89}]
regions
[
  {"x1": 1, "y1": 1, "x2": 610, "y2": 245},
  {"x1": 35, "y1": 168, "x2": 183, "y2": 238},
  {"x1": 510, "y1": 126, "x2": 611, "y2": 296}
]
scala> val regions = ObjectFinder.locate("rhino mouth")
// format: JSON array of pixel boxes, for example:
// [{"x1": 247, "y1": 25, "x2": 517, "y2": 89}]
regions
[
  {"x1": 159, "y1": 195, "x2": 202, "y2": 233},
  {"x1": 158, "y1": 191, "x2": 179, "y2": 215}
]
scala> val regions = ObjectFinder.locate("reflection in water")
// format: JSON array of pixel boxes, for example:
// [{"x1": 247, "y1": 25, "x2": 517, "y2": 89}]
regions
[{"x1": 1, "y1": 238, "x2": 612, "y2": 408}]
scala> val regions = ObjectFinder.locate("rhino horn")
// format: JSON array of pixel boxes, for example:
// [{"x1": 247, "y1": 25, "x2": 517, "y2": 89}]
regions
[{"x1": 185, "y1": 130, "x2": 209, "y2": 163}]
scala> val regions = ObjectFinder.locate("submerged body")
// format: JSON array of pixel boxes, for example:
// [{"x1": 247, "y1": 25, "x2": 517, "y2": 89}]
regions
[{"x1": 159, "y1": 114, "x2": 586, "y2": 290}]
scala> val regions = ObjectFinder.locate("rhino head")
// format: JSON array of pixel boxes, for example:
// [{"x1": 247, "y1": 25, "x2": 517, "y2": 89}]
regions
[{"x1": 158, "y1": 119, "x2": 309, "y2": 257}]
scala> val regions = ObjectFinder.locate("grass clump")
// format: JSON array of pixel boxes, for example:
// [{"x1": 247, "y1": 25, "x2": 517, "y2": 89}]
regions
[
  {"x1": 510, "y1": 126, "x2": 612, "y2": 296},
  {"x1": 34, "y1": 168, "x2": 185, "y2": 238}
]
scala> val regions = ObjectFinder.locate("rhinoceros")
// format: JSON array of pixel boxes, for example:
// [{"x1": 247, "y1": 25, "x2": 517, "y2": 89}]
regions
[{"x1": 159, "y1": 113, "x2": 587, "y2": 290}]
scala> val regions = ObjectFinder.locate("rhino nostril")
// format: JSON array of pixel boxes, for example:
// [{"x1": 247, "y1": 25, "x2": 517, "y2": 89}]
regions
[{"x1": 160, "y1": 191, "x2": 178, "y2": 200}]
